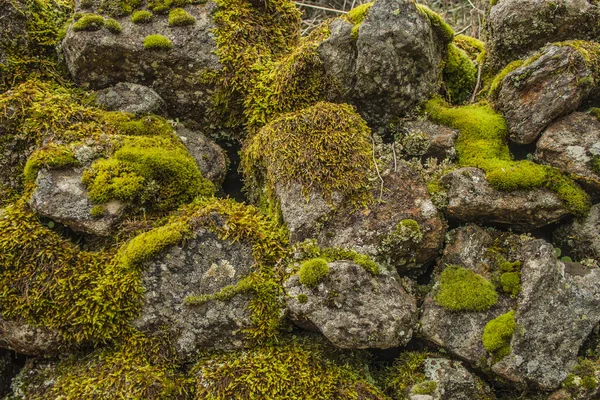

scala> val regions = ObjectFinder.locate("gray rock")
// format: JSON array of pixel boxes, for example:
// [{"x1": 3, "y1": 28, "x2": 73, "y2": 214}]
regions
[
  {"x1": 0, "y1": 0, "x2": 26, "y2": 68},
  {"x1": 0, "y1": 317, "x2": 61, "y2": 356},
  {"x1": 95, "y1": 82, "x2": 166, "y2": 115},
  {"x1": 133, "y1": 226, "x2": 255, "y2": 360},
  {"x1": 485, "y1": 0, "x2": 600, "y2": 69},
  {"x1": 9, "y1": 359, "x2": 56, "y2": 400},
  {"x1": 496, "y1": 44, "x2": 596, "y2": 145},
  {"x1": 62, "y1": 2, "x2": 221, "y2": 126},
  {"x1": 177, "y1": 126, "x2": 228, "y2": 185},
  {"x1": 28, "y1": 168, "x2": 125, "y2": 237},
  {"x1": 317, "y1": 19, "x2": 355, "y2": 101},
  {"x1": 553, "y1": 203, "x2": 600, "y2": 261},
  {"x1": 284, "y1": 260, "x2": 417, "y2": 349},
  {"x1": 536, "y1": 112, "x2": 600, "y2": 196},
  {"x1": 492, "y1": 240, "x2": 600, "y2": 390},
  {"x1": 440, "y1": 167, "x2": 569, "y2": 231},
  {"x1": 398, "y1": 119, "x2": 458, "y2": 161}
]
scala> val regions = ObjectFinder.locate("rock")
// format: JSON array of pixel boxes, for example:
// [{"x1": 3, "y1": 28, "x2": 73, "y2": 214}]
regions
[
  {"x1": 0, "y1": 317, "x2": 61, "y2": 356},
  {"x1": 8, "y1": 359, "x2": 56, "y2": 399},
  {"x1": 485, "y1": 0, "x2": 600, "y2": 68},
  {"x1": 492, "y1": 240, "x2": 600, "y2": 390},
  {"x1": 28, "y1": 168, "x2": 125, "y2": 237},
  {"x1": 62, "y1": 2, "x2": 221, "y2": 125},
  {"x1": 496, "y1": 44, "x2": 596, "y2": 145},
  {"x1": 0, "y1": 350, "x2": 20, "y2": 398},
  {"x1": 95, "y1": 82, "x2": 166, "y2": 116},
  {"x1": 397, "y1": 119, "x2": 458, "y2": 161},
  {"x1": 440, "y1": 167, "x2": 569, "y2": 231},
  {"x1": 177, "y1": 126, "x2": 228, "y2": 185},
  {"x1": 535, "y1": 112, "x2": 600, "y2": 196},
  {"x1": 553, "y1": 203, "x2": 600, "y2": 261},
  {"x1": 133, "y1": 226, "x2": 256, "y2": 360},
  {"x1": 317, "y1": 19, "x2": 355, "y2": 101},
  {"x1": 284, "y1": 260, "x2": 417, "y2": 349},
  {"x1": 0, "y1": 1, "x2": 26, "y2": 68}
]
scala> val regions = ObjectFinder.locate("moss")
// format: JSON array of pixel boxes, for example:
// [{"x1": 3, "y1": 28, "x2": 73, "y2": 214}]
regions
[
  {"x1": 297, "y1": 293, "x2": 308, "y2": 303},
  {"x1": 72, "y1": 13, "x2": 105, "y2": 31},
  {"x1": 98, "y1": 0, "x2": 143, "y2": 17},
  {"x1": 489, "y1": 60, "x2": 524, "y2": 98},
  {"x1": 383, "y1": 351, "x2": 431, "y2": 399},
  {"x1": 168, "y1": 8, "x2": 195, "y2": 26},
  {"x1": 561, "y1": 256, "x2": 573, "y2": 262},
  {"x1": 299, "y1": 258, "x2": 330, "y2": 288},
  {"x1": 104, "y1": 18, "x2": 123, "y2": 33},
  {"x1": 23, "y1": 144, "x2": 77, "y2": 185},
  {"x1": 591, "y1": 155, "x2": 600, "y2": 175},
  {"x1": 345, "y1": 2, "x2": 373, "y2": 40},
  {"x1": 443, "y1": 43, "x2": 477, "y2": 105},
  {"x1": 241, "y1": 102, "x2": 374, "y2": 209},
  {"x1": 143, "y1": 34, "x2": 173, "y2": 50},
  {"x1": 131, "y1": 10, "x2": 153, "y2": 23},
  {"x1": 454, "y1": 34, "x2": 485, "y2": 60},
  {"x1": 482, "y1": 310, "x2": 516, "y2": 360},
  {"x1": 416, "y1": 4, "x2": 454, "y2": 44},
  {"x1": 500, "y1": 272, "x2": 521, "y2": 297},
  {"x1": 294, "y1": 240, "x2": 382, "y2": 275},
  {"x1": 412, "y1": 380, "x2": 437, "y2": 395},
  {"x1": 90, "y1": 205, "x2": 106, "y2": 217},
  {"x1": 378, "y1": 219, "x2": 423, "y2": 268},
  {"x1": 434, "y1": 265, "x2": 498, "y2": 312},
  {"x1": 148, "y1": 0, "x2": 173, "y2": 13},
  {"x1": 425, "y1": 97, "x2": 591, "y2": 217},
  {"x1": 563, "y1": 359, "x2": 599, "y2": 396}
]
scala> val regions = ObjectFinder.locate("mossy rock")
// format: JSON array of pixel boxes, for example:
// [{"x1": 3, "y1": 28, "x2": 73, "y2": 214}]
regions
[{"x1": 434, "y1": 265, "x2": 498, "y2": 312}]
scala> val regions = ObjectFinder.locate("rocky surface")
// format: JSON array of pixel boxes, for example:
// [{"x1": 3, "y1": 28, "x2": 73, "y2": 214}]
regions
[
  {"x1": 0, "y1": 0, "x2": 26, "y2": 68},
  {"x1": 536, "y1": 112, "x2": 600, "y2": 196},
  {"x1": 177, "y1": 126, "x2": 228, "y2": 185},
  {"x1": 0, "y1": 350, "x2": 19, "y2": 398},
  {"x1": 397, "y1": 120, "x2": 458, "y2": 162},
  {"x1": 440, "y1": 167, "x2": 569, "y2": 230},
  {"x1": 553, "y1": 203, "x2": 600, "y2": 261},
  {"x1": 284, "y1": 260, "x2": 417, "y2": 349},
  {"x1": 496, "y1": 44, "x2": 596, "y2": 145},
  {"x1": 0, "y1": 317, "x2": 61, "y2": 356},
  {"x1": 95, "y1": 82, "x2": 166, "y2": 115}
]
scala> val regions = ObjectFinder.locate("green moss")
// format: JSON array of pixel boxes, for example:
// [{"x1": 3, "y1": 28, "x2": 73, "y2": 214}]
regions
[
  {"x1": 443, "y1": 43, "x2": 477, "y2": 105},
  {"x1": 90, "y1": 205, "x2": 106, "y2": 217},
  {"x1": 434, "y1": 265, "x2": 498, "y2": 312},
  {"x1": 297, "y1": 293, "x2": 308, "y2": 303},
  {"x1": 72, "y1": 13, "x2": 105, "y2": 31},
  {"x1": 168, "y1": 8, "x2": 196, "y2": 26},
  {"x1": 294, "y1": 240, "x2": 381, "y2": 275},
  {"x1": 98, "y1": 0, "x2": 143, "y2": 17},
  {"x1": 563, "y1": 359, "x2": 599, "y2": 396},
  {"x1": 148, "y1": 0, "x2": 173, "y2": 13},
  {"x1": 500, "y1": 272, "x2": 521, "y2": 297},
  {"x1": 482, "y1": 310, "x2": 516, "y2": 359},
  {"x1": 23, "y1": 144, "x2": 77, "y2": 185},
  {"x1": 131, "y1": 10, "x2": 153, "y2": 23},
  {"x1": 378, "y1": 219, "x2": 423, "y2": 268},
  {"x1": 454, "y1": 34, "x2": 485, "y2": 60},
  {"x1": 489, "y1": 60, "x2": 524, "y2": 98},
  {"x1": 143, "y1": 34, "x2": 173, "y2": 50},
  {"x1": 416, "y1": 4, "x2": 454, "y2": 44},
  {"x1": 412, "y1": 380, "x2": 437, "y2": 395},
  {"x1": 591, "y1": 155, "x2": 600, "y2": 175},
  {"x1": 561, "y1": 256, "x2": 573, "y2": 262},
  {"x1": 346, "y1": 2, "x2": 373, "y2": 40},
  {"x1": 425, "y1": 98, "x2": 591, "y2": 217},
  {"x1": 383, "y1": 351, "x2": 430, "y2": 399},
  {"x1": 299, "y1": 258, "x2": 330, "y2": 288},
  {"x1": 104, "y1": 18, "x2": 123, "y2": 33}
]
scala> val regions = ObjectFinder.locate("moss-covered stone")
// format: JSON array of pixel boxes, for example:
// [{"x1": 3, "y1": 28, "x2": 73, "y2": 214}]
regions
[
  {"x1": 298, "y1": 258, "x2": 330, "y2": 288},
  {"x1": 434, "y1": 265, "x2": 498, "y2": 312},
  {"x1": 482, "y1": 310, "x2": 516, "y2": 359},
  {"x1": 443, "y1": 43, "x2": 477, "y2": 105},
  {"x1": 416, "y1": 4, "x2": 454, "y2": 44},
  {"x1": 345, "y1": 2, "x2": 373, "y2": 40},
  {"x1": 143, "y1": 34, "x2": 173, "y2": 50},
  {"x1": 72, "y1": 13, "x2": 105, "y2": 31},
  {"x1": 378, "y1": 219, "x2": 423, "y2": 269},
  {"x1": 488, "y1": 60, "x2": 524, "y2": 98},
  {"x1": 294, "y1": 240, "x2": 381, "y2": 275},
  {"x1": 563, "y1": 359, "x2": 599, "y2": 397},
  {"x1": 98, "y1": 0, "x2": 143, "y2": 17}
]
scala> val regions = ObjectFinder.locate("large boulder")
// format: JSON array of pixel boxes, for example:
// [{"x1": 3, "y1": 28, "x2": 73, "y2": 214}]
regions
[
  {"x1": 535, "y1": 112, "x2": 600, "y2": 197},
  {"x1": 284, "y1": 260, "x2": 417, "y2": 349},
  {"x1": 440, "y1": 167, "x2": 569, "y2": 231},
  {"x1": 553, "y1": 203, "x2": 600, "y2": 261}
]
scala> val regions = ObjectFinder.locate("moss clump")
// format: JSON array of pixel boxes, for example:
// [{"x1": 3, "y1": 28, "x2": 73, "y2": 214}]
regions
[
  {"x1": 500, "y1": 272, "x2": 521, "y2": 297},
  {"x1": 72, "y1": 13, "x2": 105, "y2": 31},
  {"x1": 434, "y1": 265, "x2": 498, "y2": 312},
  {"x1": 90, "y1": 205, "x2": 105, "y2": 217},
  {"x1": 383, "y1": 351, "x2": 430, "y2": 399},
  {"x1": 297, "y1": 293, "x2": 308, "y2": 303},
  {"x1": 23, "y1": 144, "x2": 77, "y2": 185},
  {"x1": 131, "y1": 10, "x2": 153, "y2": 23},
  {"x1": 378, "y1": 219, "x2": 423, "y2": 269},
  {"x1": 168, "y1": 8, "x2": 196, "y2": 26},
  {"x1": 346, "y1": 2, "x2": 373, "y2": 40},
  {"x1": 299, "y1": 258, "x2": 330, "y2": 288},
  {"x1": 98, "y1": 0, "x2": 143, "y2": 17},
  {"x1": 443, "y1": 43, "x2": 477, "y2": 105},
  {"x1": 148, "y1": 0, "x2": 173, "y2": 13},
  {"x1": 294, "y1": 240, "x2": 381, "y2": 275},
  {"x1": 482, "y1": 310, "x2": 516, "y2": 359},
  {"x1": 104, "y1": 18, "x2": 123, "y2": 33},
  {"x1": 563, "y1": 359, "x2": 599, "y2": 396},
  {"x1": 242, "y1": 102, "x2": 374, "y2": 209},
  {"x1": 143, "y1": 34, "x2": 173, "y2": 50},
  {"x1": 416, "y1": 4, "x2": 454, "y2": 44},
  {"x1": 591, "y1": 155, "x2": 600, "y2": 175},
  {"x1": 412, "y1": 380, "x2": 437, "y2": 395},
  {"x1": 425, "y1": 98, "x2": 591, "y2": 217},
  {"x1": 453, "y1": 34, "x2": 485, "y2": 61}
]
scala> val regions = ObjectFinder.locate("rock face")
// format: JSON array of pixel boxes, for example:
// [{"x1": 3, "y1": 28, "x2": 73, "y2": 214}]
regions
[
  {"x1": 397, "y1": 120, "x2": 458, "y2": 162},
  {"x1": 485, "y1": 0, "x2": 600, "y2": 68},
  {"x1": 28, "y1": 168, "x2": 125, "y2": 237},
  {"x1": 440, "y1": 167, "x2": 568, "y2": 230},
  {"x1": 62, "y1": 2, "x2": 220, "y2": 125},
  {"x1": 0, "y1": 1, "x2": 26, "y2": 68},
  {"x1": 133, "y1": 227, "x2": 255, "y2": 359},
  {"x1": 536, "y1": 112, "x2": 600, "y2": 196},
  {"x1": 496, "y1": 45, "x2": 596, "y2": 145},
  {"x1": 95, "y1": 82, "x2": 166, "y2": 116},
  {"x1": 177, "y1": 126, "x2": 228, "y2": 185},
  {"x1": 553, "y1": 203, "x2": 600, "y2": 260},
  {"x1": 492, "y1": 240, "x2": 600, "y2": 390},
  {"x1": 0, "y1": 317, "x2": 61, "y2": 356},
  {"x1": 284, "y1": 260, "x2": 417, "y2": 349}
]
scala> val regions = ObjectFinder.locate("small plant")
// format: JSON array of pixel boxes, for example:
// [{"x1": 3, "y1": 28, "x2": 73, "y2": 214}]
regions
[
  {"x1": 434, "y1": 265, "x2": 498, "y2": 312},
  {"x1": 104, "y1": 18, "x2": 122, "y2": 33},
  {"x1": 298, "y1": 258, "x2": 329, "y2": 289},
  {"x1": 482, "y1": 310, "x2": 516, "y2": 359},
  {"x1": 131, "y1": 10, "x2": 153, "y2": 24},
  {"x1": 143, "y1": 34, "x2": 173, "y2": 50},
  {"x1": 297, "y1": 294, "x2": 308, "y2": 304},
  {"x1": 168, "y1": 8, "x2": 195, "y2": 26},
  {"x1": 72, "y1": 14, "x2": 105, "y2": 31}
]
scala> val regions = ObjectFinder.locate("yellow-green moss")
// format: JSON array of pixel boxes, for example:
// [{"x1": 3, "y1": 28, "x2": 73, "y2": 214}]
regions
[
  {"x1": 443, "y1": 43, "x2": 477, "y2": 105},
  {"x1": 297, "y1": 293, "x2": 308, "y2": 303},
  {"x1": 90, "y1": 205, "x2": 105, "y2": 217},
  {"x1": 500, "y1": 272, "x2": 521, "y2": 297},
  {"x1": 98, "y1": 0, "x2": 143, "y2": 17},
  {"x1": 383, "y1": 351, "x2": 431, "y2": 400},
  {"x1": 294, "y1": 240, "x2": 382, "y2": 275},
  {"x1": 346, "y1": 2, "x2": 374, "y2": 40},
  {"x1": 104, "y1": 18, "x2": 123, "y2": 33},
  {"x1": 434, "y1": 265, "x2": 498, "y2": 312},
  {"x1": 454, "y1": 34, "x2": 485, "y2": 60},
  {"x1": 489, "y1": 60, "x2": 524, "y2": 98},
  {"x1": 563, "y1": 359, "x2": 599, "y2": 396},
  {"x1": 412, "y1": 380, "x2": 437, "y2": 395},
  {"x1": 131, "y1": 9, "x2": 153, "y2": 23},
  {"x1": 416, "y1": 4, "x2": 454, "y2": 44},
  {"x1": 482, "y1": 310, "x2": 516, "y2": 359},
  {"x1": 299, "y1": 258, "x2": 330, "y2": 288},
  {"x1": 23, "y1": 144, "x2": 77, "y2": 184},
  {"x1": 168, "y1": 8, "x2": 195, "y2": 26},
  {"x1": 425, "y1": 97, "x2": 591, "y2": 216},
  {"x1": 143, "y1": 34, "x2": 173, "y2": 50},
  {"x1": 72, "y1": 13, "x2": 105, "y2": 31}
]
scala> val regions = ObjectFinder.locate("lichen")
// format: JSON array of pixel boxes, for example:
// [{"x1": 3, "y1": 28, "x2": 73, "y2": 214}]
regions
[
  {"x1": 72, "y1": 13, "x2": 105, "y2": 31},
  {"x1": 345, "y1": 2, "x2": 373, "y2": 40},
  {"x1": 143, "y1": 34, "x2": 173, "y2": 50},
  {"x1": 298, "y1": 258, "x2": 330, "y2": 288},
  {"x1": 131, "y1": 10, "x2": 153, "y2": 23},
  {"x1": 377, "y1": 219, "x2": 423, "y2": 269},
  {"x1": 443, "y1": 43, "x2": 477, "y2": 105},
  {"x1": 482, "y1": 310, "x2": 516, "y2": 360},
  {"x1": 168, "y1": 8, "x2": 195, "y2": 26},
  {"x1": 434, "y1": 265, "x2": 498, "y2": 312}
]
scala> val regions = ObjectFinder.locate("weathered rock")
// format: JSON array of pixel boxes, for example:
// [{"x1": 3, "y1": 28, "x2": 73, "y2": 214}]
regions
[
  {"x1": 62, "y1": 2, "x2": 220, "y2": 125},
  {"x1": 28, "y1": 168, "x2": 125, "y2": 237},
  {"x1": 9, "y1": 359, "x2": 56, "y2": 399},
  {"x1": 284, "y1": 260, "x2": 417, "y2": 349},
  {"x1": 485, "y1": 0, "x2": 600, "y2": 68},
  {"x1": 133, "y1": 226, "x2": 255, "y2": 359},
  {"x1": 177, "y1": 126, "x2": 228, "y2": 185},
  {"x1": 536, "y1": 112, "x2": 600, "y2": 196},
  {"x1": 0, "y1": 0, "x2": 26, "y2": 68},
  {"x1": 553, "y1": 203, "x2": 600, "y2": 261},
  {"x1": 492, "y1": 240, "x2": 600, "y2": 390},
  {"x1": 0, "y1": 317, "x2": 61, "y2": 356},
  {"x1": 397, "y1": 119, "x2": 458, "y2": 161},
  {"x1": 95, "y1": 82, "x2": 166, "y2": 116},
  {"x1": 317, "y1": 19, "x2": 355, "y2": 101},
  {"x1": 440, "y1": 167, "x2": 569, "y2": 230},
  {"x1": 496, "y1": 44, "x2": 596, "y2": 145}
]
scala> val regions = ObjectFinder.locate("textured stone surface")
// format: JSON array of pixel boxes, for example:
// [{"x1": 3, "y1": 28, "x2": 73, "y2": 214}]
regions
[
  {"x1": 536, "y1": 112, "x2": 600, "y2": 196},
  {"x1": 177, "y1": 126, "x2": 228, "y2": 186},
  {"x1": 553, "y1": 203, "x2": 600, "y2": 261},
  {"x1": 440, "y1": 167, "x2": 568, "y2": 231},
  {"x1": 284, "y1": 260, "x2": 417, "y2": 349},
  {"x1": 95, "y1": 82, "x2": 166, "y2": 115},
  {"x1": 0, "y1": 0, "x2": 26, "y2": 67},
  {"x1": 496, "y1": 45, "x2": 595, "y2": 145},
  {"x1": 0, "y1": 317, "x2": 61, "y2": 356},
  {"x1": 134, "y1": 227, "x2": 255, "y2": 359},
  {"x1": 398, "y1": 119, "x2": 458, "y2": 161}
]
